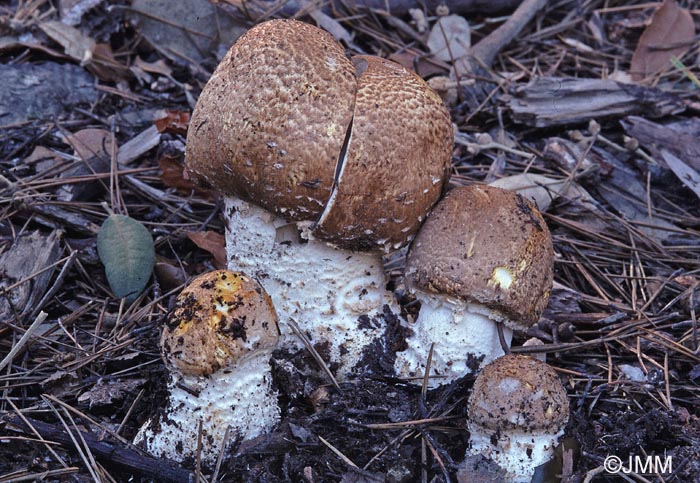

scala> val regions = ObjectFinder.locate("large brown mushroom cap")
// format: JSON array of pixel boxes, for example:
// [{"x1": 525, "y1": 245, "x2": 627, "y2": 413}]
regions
[
  {"x1": 185, "y1": 19, "x2": 356, "y2": 221},
  {"x1": 405, "y1": 184, "x2": 553, "y2": 328},
  {"x1": 468, "y1": 354, "x2": 569, "y2": 433},
  {"x1": 313, "y1": 55, "x2": 453, "y2": 251},
  {"x1": 161, "y1": 270, "x2": 279, "y2": 377}
]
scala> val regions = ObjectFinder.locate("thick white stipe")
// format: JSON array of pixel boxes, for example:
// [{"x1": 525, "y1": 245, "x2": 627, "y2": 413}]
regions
[
  {"x1": 136, "y1": 351, "x2": 279, "y2": 463},
  {"x1": 394, "y1": 290, "x2": 512, "y2": 387},
  {"x1": 225, "y1": 197, "x2": 402, "y2": 377}
]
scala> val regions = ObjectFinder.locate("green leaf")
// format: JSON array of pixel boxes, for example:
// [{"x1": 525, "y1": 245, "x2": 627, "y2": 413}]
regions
[{"x1": 97, "y1": 214, "x2": 155, "y2": 302}]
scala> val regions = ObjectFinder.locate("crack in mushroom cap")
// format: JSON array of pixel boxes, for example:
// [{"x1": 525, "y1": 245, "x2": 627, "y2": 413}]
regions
[
  {"x1": 312, "y1": 55, "x2": 453, "y2": 252},
  {"x1": 185, "y1": 19, "x2": 356, "y2": 221},
  {"x1": 468, "y1": 354, "x2": 569, "y2": 433},
  {"x1": 405, "y1": 184, "x2": 554, "y2": 328},
  {"x1": 160, "y1": 270, "x2": 279, "y2": 377}
]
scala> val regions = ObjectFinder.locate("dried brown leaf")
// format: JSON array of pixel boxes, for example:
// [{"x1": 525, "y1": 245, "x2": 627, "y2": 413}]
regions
[
  {"x1": 154, "y1": 110, "x2": 190, "y2": 135},
  {"x1": 427, "y1": 15, "x2": 471, "y2": 62},
  {"x1": 24, "y1": 146, "x2": 62, "y2": 169},
  {"x1": 133, "y1": 56, "x2": 173, "y2": 77},
  {"x1": 59, "y1": 129, "x2": 114, "y2": 201},
  {"x1": 154, "y1": 256, "x2": 187, "y2": 291},
  {"x1": 186, "y1": 231, "x2": 226, "y2": 269},
  {"x1": 308, "y1": 9, "x2": 352, "y2": 44},
  {"x1": 129, "y1": 0, "x2": 245, "y2": 65},
  {"x1": 630, "y1": 0, "x2": 695, "y2": 81},
  {"x1": 158, "y1": 154, "x2": 209, "y2": 196},
  {"x1": 388, "y1": 51, "x2": 447, "y2": 78},
  {"x1": 38, "y1": 21, "x2": 130, "y2": 81},
  {"x1": 39, "y1": 20, "x2": 94, "y2": 63},
  {"x1": 488, "y1": 173, "x2": 595, "y2": 212},
  {"x1": 90, "y1": 43, "x2": 132, "y2": 81},
  {"x1": 65, "y1": 128, "x2": 113, "y2": 160},
  {"x1": 0, "y1": 36, "x2": 71, "y2": 60}
]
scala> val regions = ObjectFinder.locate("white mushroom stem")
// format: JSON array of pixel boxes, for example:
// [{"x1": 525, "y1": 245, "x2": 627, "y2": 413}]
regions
[
  {"x1": 225, "y1": 197, "x2": 402, "y2": 378},
  {"x1": 467, "y1": 425, "x2": 565, "y2": 483},
  {"x1": 394, "y1": 290, "x2": 512, "y2": 387},
  {"x1": 135, "y1": 350, "x2": 279, "y2": 463}
]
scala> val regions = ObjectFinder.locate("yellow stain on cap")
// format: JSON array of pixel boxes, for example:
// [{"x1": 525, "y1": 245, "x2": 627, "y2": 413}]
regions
[
  {"x1": 211, "y1": 273, "x2": 245, "y2": 319},
  {"x1": 489, "y1": 267, "x2": 514, "y2": 290}
]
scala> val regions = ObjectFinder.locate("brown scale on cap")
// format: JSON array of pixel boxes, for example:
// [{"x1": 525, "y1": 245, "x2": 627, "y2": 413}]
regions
[
  {"x1": 468, "y1": 354, "x2": 569, "y2": 433},
  {"x1": 185, "y1": 20, "x2": 356, "y2": 221},
  {"x1": 313, "y1": 55, "x2": 453, "y2": 251},
  {"x1": 405, "y1": 184, "x2": 554, "y2": 328},
  {"x1": 161, "y1": 270, "x2": 279, "y2": 377}
]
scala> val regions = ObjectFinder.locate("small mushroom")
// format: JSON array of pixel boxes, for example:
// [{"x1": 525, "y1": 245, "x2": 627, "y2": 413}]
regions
[
  {"x1": 394, "y1": 185, "x2": 554, "y2": 386},
  {"x1": 186, "y1": 20, "x2": 452, "y2": 377},
  {"x1": 135, "y1": 270, "x2": 280, "y2": 463},
  {"x1": 466, "y1": 354, "x2": 569, "y2": 482}
]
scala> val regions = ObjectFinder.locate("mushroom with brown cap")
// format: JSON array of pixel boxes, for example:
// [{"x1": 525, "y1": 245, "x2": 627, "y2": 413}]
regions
[
  {"x1": 135, "y1": 270, "x2": 280, "y2": 463},
  {"x1": 465, "y1": 354, "x2": 569, "y2": 482},
  {"x1": 394, "y1": 184, "x2": 554, "y2": 386},
  {"x1": 185, "y1": 19, "x2": 453, "y2": 377}
]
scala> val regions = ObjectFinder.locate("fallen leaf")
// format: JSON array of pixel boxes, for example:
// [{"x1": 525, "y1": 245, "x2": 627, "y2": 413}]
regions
[
  {"x1": 57, "y1": 129, "x2": 115, "y2": 202},
  {"x1": 65, "y1": 128, "x2": 113, "y2": 161},
  {"x1": 308, "y1": 9, "x2": 352, "y2": 44},
  {"x1": 129, "y1": 0, "x2": 245, "y2": 64},
  {"x1": 132, "y1": 56, "x2": 173, "y2": 83},
  {"x1": 90, "y1": 43, "x2": 132, "y2": 81},
  {"x1": 24, "y1": 146, "x2": 63, "y2": 172},
  {"x1": 97, "y1": 215, "x2": 155, "y2": 301},
  {"x1": 187, "y1": 231, "x2": 226, "y2": 269},
  {"x1": 154, "y1": 110, "x2": 190, "y2": 135},
  {"x1": 39, "y1": 21, "x2": 131, "y2": 81},
  {"x1": 39, "y1": 20, "x2": 93, "y2": 63},
  {"x1": 427, "y1": 15, "x2": 471, "y2": 62},
  {"x1": 154, "y1": 256, "x2": 187, "y2": 290},
  {"x1": 159, "y1": 154, "x2": 208, "y2": 195},
  {"x1": 388, "y1": 51, "x2": 447, "y2": 78},
  {"x1": 134, "y1": 56, "x2": 173, "y2": 77},
  {"x1": 630, "y1": 0, "x2": 695, "y2": 81},
  {"x1": 489, "y1": 173, "x2": 594, "y2": 212},
  {"x1": 0, "y1": 36, "x2": 71, "y2": 60}
]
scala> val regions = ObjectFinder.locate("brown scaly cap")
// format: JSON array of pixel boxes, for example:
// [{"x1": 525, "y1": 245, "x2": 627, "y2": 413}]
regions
[
  {"x1": 161, "y1": 270, "x2": 279, "y2": 377},
  {"x1": 185, "y1": 20, "x2": 356, "y2": 221},
  {"x1": 405, "y1": 184, "x2": 553, "y2": 328},
  {"x1": 468, "y1": 354, "x2": 569, "y2": 433},
  {"x1": 313, "y1": 55, "x2": 453, "y2": 251}
]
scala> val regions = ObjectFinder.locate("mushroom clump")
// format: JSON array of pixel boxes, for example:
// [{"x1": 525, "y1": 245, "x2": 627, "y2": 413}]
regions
[
  {"x1": 185, "y1": 19, "x2": 453, "y2": 377},
  {"x1": 395, "y1": 184, "x2": 554, "y2": 386},
  {"x1": 466, "y1": 354, "x2": 569, "y2": 482},
  {"x1": 135, "y1": 270, "x2": 280, "y2": 463}
]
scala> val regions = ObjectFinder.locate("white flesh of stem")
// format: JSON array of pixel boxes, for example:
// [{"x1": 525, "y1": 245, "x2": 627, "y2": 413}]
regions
[
  {"x1": 225, "y1": 197, "x2": 402, "y2": 378},
  {"x1": 135, "y1": 350, "x2": 279, "y2": 464},
  {"x1": 394, "y1": 290, "x2": 512, "y2": 387}
]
